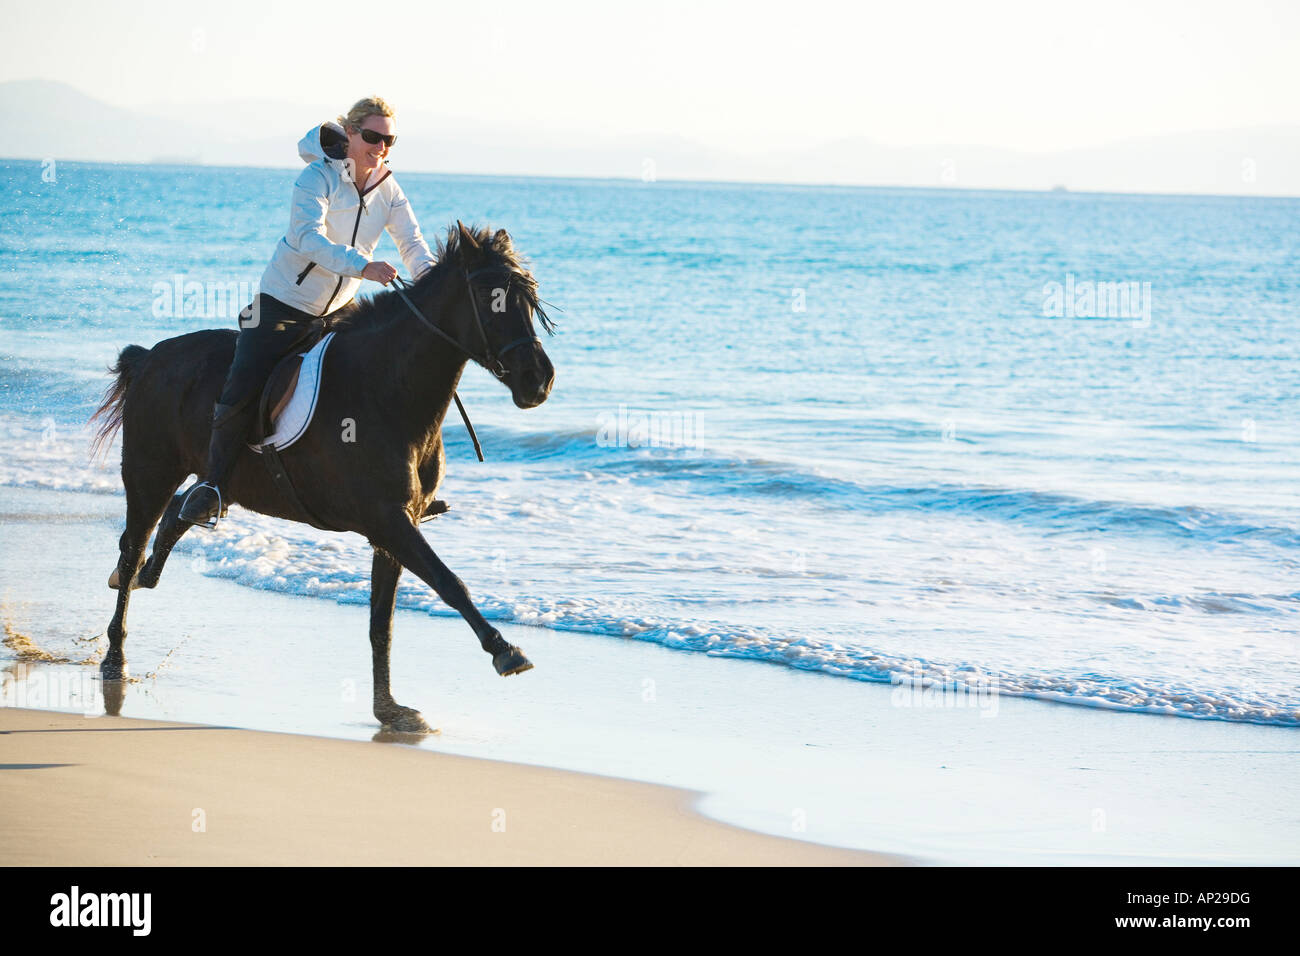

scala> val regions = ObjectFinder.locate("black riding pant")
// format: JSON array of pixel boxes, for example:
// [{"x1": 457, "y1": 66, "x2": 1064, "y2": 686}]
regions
[{"x1": 215, "y1": 294, "x2": 359, "y2": 426}]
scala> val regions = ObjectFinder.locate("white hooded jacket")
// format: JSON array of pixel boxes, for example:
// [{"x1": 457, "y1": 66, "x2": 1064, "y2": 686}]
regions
[{"x1": 258, "y1": 123, "x2": 438, "y2": 316}]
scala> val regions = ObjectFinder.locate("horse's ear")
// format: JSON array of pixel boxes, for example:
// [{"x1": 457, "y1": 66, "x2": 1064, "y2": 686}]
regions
[
  {"x1": 457, "y1": 220, "x2": 480, "y2": 252},
  {"x1": 493, "y1": 227, "x2": 511, "y2": 247}
]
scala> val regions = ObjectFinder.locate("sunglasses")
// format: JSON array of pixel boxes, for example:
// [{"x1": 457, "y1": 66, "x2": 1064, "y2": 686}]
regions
[{"x1": 357, "y1": 128, "x2": 396, "y2": 148}]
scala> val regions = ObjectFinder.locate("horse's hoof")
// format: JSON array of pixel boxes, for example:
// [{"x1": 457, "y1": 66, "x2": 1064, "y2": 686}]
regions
[
  {"x1": 108, "y1": 568, "x2": 120, "y2": 590},
  {"x1": 377, "y1": 706, "x2": 435, "y2": 734},
  {"x1": 493, "y1": 644, "x2": 533, "y2": 677}
]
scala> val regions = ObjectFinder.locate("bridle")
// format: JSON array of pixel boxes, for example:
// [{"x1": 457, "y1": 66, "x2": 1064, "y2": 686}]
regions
[
  {"x1": 392, "y1": 266, "x2": 540, "y2": 381},
  {"x1": 389, "y1": 265, "x2": 541, "y2": 462}
]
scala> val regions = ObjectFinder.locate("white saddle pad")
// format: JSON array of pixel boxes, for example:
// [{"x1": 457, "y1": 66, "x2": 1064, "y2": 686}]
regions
[{"x1": 249, "y1": 332, "x2": 336, "y2": 453}]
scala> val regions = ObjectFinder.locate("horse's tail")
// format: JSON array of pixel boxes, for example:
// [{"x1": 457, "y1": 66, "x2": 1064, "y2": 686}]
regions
[{"x1": 89, "y1": 344, "x2": 151, "y2": 462}]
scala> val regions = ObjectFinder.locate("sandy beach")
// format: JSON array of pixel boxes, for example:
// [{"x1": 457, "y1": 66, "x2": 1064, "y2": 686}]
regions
[{"x1": 0, "y1": 706, "x2": 895, "y2": 866}]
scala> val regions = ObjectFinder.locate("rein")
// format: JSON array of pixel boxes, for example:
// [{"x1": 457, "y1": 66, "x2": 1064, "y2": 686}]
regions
[{"x1": 391, "y1": 267, "x2": 539, "y2": 462}]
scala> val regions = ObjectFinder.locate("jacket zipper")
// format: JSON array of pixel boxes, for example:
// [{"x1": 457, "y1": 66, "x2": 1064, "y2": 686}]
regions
[
  {"x1": 319, "y1": 167, "x2": 393, "y2": 316},
  {"x1": 295, "y1": 262, "x2": 316, "y2": 285}
]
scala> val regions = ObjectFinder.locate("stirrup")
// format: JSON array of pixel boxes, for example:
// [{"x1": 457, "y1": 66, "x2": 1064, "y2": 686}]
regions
[{"x1": 179, "y1": 481, "x2": 223, "y2": 531}]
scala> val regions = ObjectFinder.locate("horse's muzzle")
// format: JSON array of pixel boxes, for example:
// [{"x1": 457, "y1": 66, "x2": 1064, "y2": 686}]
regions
[{"x1": 507, "y1": 343, "x2": 555, "y2": 409}]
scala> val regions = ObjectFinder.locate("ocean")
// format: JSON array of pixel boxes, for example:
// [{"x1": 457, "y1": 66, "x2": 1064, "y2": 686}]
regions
[{"x1": 2, "y1": 157, "x2": 1298, "y2": 736}]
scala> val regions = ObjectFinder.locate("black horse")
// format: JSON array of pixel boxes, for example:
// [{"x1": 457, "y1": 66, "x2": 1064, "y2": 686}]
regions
[{"x1": 90, "y1": 222, "x2": 556, "y2": 732}]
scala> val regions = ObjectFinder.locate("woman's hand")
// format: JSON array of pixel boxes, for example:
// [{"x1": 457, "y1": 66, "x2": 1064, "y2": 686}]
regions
[{"x1": 362, "y1": 261, "x2": 398, "y2": 284}]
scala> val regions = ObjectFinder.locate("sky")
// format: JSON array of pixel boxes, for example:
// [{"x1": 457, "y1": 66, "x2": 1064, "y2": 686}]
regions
[{"x1": 4, "y1": 0, "x2": 1299, "y2": 155}]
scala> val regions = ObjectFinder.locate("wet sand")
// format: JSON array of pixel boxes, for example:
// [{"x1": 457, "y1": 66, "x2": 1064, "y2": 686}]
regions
[{"x1": 0, "y1": 707, "x2": 898, "y2": 866}]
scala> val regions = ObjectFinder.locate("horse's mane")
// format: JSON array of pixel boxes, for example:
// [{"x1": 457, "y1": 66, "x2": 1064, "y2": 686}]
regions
[{"x1": 333, "y1": 223, "x2": 555, "y2": 335}]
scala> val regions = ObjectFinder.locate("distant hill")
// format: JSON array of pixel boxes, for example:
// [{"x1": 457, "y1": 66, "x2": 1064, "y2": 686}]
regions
[{"x1": 4, "y1": 79, "x2": 1299, "y2": 196}]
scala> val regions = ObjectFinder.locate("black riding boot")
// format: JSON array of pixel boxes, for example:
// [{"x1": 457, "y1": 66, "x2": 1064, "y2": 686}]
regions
[{"x1": 178, "y1": 401, "x2": 253, "y2": 529}]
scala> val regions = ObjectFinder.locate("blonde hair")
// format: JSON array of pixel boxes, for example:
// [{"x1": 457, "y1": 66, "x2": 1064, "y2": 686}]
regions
[{"x1": 338, "y1": 96, "x2": 395, "y2": 130}]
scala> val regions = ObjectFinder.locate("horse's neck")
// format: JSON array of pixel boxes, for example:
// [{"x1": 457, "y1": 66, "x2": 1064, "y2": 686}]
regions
[{"x1": 352, "y1": 289, "x2": 468, "y2": 449}]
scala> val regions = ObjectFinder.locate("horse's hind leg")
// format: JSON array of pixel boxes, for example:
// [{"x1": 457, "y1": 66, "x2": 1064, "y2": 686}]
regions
[
  {"x1": 369, "y1": 547, "x2": 433, "y2": 733},
  {"x1": 102, "y1": 466, "x2": 179, "y2": 680}
]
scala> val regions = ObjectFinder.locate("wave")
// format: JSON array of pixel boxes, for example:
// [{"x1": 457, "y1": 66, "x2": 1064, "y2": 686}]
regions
[
  {"x1": 449, "y1": 422, "x2": 1300, "y2": 549},
  {"x1": 4, "y1": 409, "x2": 1298, "y2": 551},
  {"x1": 171, "y1": 521, "x2": 1300, "y2": 728},
  {"x1": 1087, "y1": 589, "x2": 1300, "y2": 615}
]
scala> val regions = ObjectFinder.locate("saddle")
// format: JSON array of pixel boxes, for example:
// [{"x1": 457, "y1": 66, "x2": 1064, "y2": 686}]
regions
[
  {"x1": 249, "y1": 331, "x2": 335, "y2": 453},
  {"x1": 240, "y1": 332, "x2": 341, "y2": 531}
]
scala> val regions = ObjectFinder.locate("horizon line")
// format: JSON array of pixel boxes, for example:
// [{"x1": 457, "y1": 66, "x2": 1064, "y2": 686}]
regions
[{"x1": 4, "y1": 154, "x2": 1298, "y2": 203}]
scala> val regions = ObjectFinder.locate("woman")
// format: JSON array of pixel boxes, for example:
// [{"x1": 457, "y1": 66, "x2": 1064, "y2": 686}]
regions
[{"x1": 179, "y1": 96, "x2": 438, "y2": 528}]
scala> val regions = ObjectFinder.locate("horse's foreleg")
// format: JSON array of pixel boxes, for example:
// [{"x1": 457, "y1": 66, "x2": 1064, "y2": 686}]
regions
[
  {"x1": 373, "y1": 517, "x2": 533, "y2": 677},
  {"x1": 369, "y1": 547, "x2": 433, "y2": 732}
]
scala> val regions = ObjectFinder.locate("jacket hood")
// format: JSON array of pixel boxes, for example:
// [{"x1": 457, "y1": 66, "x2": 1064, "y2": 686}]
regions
[{"x1": 297, "y1": 122, "x2": 349, "y2": 163}]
